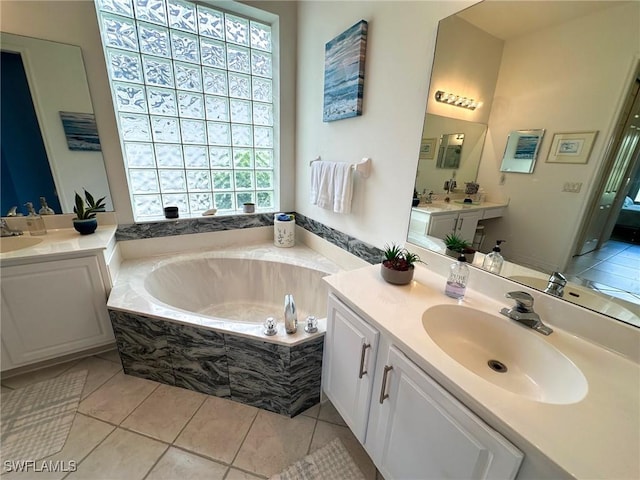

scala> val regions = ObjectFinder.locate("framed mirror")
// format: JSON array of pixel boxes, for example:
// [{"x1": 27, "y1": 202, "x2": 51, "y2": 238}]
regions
[
  {"x1": 0, "y1": 32, "x2": 113, "y2": 215},
  {"x1": 437, "y1": 133, "x2": 464, "y2": 169},
  {"x1": 499, "y1": 129, "x2": 545, "y2": 173},
  {"x1": 406, "y1": 0, "x2": 640, "y2": 326}
]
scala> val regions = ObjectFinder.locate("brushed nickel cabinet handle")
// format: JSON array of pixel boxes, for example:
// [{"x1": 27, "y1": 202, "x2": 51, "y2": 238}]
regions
[
  {"x1": 379, "y1": 365, "x2": 393, "y2": 404},
  {"x1": 358, "y1": 343, "x2": 371, "y2": 379}
]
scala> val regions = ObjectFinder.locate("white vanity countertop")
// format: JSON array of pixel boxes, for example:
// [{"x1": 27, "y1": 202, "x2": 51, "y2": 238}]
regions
[
  {"x1": 0, "y1": 225, "x2": 117, "y2": 265},
  {"x1": 413, "y1": 200, "x2": 507, "y2": 214},
  {"x1": 324, "y1": 264, "x2": 640, "y2": 479}
]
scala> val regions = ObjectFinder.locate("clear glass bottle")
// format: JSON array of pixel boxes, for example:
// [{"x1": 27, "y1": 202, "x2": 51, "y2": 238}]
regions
[
  {"x1": 482, "y1": 240, "x2": 505, "y2": 274},
  {"x1": 445, "y1": 254, "x2": 469, "y2": 299},
  {"x1": 24, "y1": 202, "x2": 47, "y2": 236}
]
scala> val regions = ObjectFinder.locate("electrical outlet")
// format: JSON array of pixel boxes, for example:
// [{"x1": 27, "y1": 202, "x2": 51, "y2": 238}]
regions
[{"x1": 562, "y1": 182, "x2": 582, "y2": 193}]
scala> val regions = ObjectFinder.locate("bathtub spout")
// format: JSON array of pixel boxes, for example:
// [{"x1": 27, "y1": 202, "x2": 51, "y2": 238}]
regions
[{"x1": 284, "y1": 294, "x2": 297, "y2": 334}]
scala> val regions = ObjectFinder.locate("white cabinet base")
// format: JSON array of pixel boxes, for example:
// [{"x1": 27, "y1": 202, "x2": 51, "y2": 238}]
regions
[{"x1": 1, "y1": 256, "x2": 114, "y2": 370}]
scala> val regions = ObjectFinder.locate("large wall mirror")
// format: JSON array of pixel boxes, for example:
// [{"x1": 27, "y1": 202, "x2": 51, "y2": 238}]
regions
[
  {"x1": 408, "y1": 0, "x2": 640, "y2": 326},
  {"x1": 0, "y1": 32, "x2": 113, "y2": 215}
]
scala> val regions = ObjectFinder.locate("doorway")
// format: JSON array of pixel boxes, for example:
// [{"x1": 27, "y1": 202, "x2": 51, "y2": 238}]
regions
[{"x1": 574, "y1": 61, "x2": 640, "y2": 256}]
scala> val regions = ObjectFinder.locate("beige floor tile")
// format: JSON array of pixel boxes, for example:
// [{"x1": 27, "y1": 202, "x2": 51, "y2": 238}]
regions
[
  {"x1": 233, "y1": 410, "x2": 316, "y2": 477},
  {"x1": 310, "y1": 420, "x2": 377, "y2": 480},
  {"x1": 300, "y1": 403, "x2": 321, "y2": 418},
  {"x1": 78, "y1": 371, "x2": 158, "y2": 424},
  {"x1": 225, "y1": 468, "x2": 266, "y2": 480},
  {"x1": 1, "y1": 360, "x2": 77, "y2": 390},
  {"x1": 66, "y1": 428, "x2": 167, "y2": 480},
  {"x1": 121, "y1": 384, "x2": 205, "y2": 443},
  {"x1": 317, "y1": 400, "x2": 347, "y2": 426},
  {"x1": 174, "y1": 396, "x2": 257, "y2": 464},
  {"x1": 146, "y1": 447, "x2": 227, "y2": 480},
  {"x1": 63, "y1": 356, "x2": 122, "y2": 399},
  {"x1": 94, "y1": 349, "x2": 122, "y2": 365},
  {"x1": 1, "y1": 414, "x2": 114, "y2": 480}
]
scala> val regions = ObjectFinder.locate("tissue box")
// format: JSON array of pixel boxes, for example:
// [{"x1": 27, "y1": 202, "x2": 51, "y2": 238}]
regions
[{"x1": 274, "y1": 214, "x2": 295, "y2": 248}]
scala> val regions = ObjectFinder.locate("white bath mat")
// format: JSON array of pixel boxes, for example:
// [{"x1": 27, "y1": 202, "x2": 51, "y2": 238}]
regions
[
  {"x1": 270, "y1": 438, "x2": 365, "y2": 480},
  {"x1": 1, "y1": 370, "x2": 87, "y2": 462}
]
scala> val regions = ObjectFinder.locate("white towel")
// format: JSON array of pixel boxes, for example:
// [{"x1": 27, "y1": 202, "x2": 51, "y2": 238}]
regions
[
  {"x1": 333, "y1": 162, "x2": 353, "y2": 214},
  {"x1": 310, "y1": 160, "x2": 353, "y2": 214}
]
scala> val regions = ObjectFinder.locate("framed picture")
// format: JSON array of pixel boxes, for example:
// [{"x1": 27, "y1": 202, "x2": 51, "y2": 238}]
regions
[
  {"x1": 499, "y1": 129, "x2": 545, "y2": 173},
  {"x1": 59, "y1": 111, "x2": 101, "y2": 151},
  {"x1": 419, "y1": 138, "x2": 437, "y2": 160},
  {"x1": 323, "y1": 20, "x2": 368, "y2": 122},
  {"x1": 546, "y1": 131, "x2": 598, "y2": 164}
]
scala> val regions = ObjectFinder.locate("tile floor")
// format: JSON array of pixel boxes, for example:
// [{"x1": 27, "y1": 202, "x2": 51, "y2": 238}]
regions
[
  {"x1": 565, "y1": 240, "x2": 640, "y2": 304},
  {"x1": 0, "y1": 350, "x2": 377, "y2": 480}
]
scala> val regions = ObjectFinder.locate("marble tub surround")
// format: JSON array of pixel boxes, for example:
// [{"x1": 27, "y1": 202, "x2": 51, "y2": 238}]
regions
[
  {"x1": 108, "y1": 242, "x2": 343, "y2": 346},
  {"x1": 110, "y1": 310, "x2": 323, "y2": 417},
  {"x1": 324, "y1": 263, "x2": 640, "y2": 479}
]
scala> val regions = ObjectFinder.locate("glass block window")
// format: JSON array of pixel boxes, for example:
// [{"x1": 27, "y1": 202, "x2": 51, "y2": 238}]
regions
[{"x1": 96, "y1": 0, "x2": 276, "y2": 219}]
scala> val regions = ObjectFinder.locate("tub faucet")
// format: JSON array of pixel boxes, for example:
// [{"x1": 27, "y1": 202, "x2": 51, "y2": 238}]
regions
[
  {"x1": 500, "y1": 291, "x2": 553, "y2": 336},
  {"x1": 1, "y1": 219, "x2": 23, "y2": 237},
  {"x1": 544, "y1": 272, "x2": 567, "y2": 298},
  {"x1": 284, "y1": 294, "x2": 297, "y2": 334}
]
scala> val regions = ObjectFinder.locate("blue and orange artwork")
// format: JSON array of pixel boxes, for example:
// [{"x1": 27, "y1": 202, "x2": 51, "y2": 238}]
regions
[{"x1": 323, "y1": 20, "x2": 368, "y2": 122}]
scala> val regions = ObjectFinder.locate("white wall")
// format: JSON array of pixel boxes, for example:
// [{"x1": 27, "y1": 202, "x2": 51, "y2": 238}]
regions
[
  {"x1": 295, "y1": 1, "x2": 474, "y2": 249},
  {"x1": 476, "y1": 2, "x2": 640, "y2": 272},
  {"x1": 1, "y1": 0, "x2": 298, "y2": 224}
]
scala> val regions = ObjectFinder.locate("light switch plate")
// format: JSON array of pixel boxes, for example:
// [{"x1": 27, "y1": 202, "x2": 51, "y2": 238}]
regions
[{"x1": 562, "y1": 182, "x2": 582, "y2": 193}]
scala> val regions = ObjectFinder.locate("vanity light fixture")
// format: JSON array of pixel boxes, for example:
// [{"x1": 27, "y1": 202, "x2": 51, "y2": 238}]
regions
[{"x1": 435, "y1": 90, "x2": 480, "y2": 110}]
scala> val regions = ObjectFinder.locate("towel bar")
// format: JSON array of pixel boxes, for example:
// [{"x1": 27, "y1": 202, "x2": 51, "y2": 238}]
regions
[{"x1": 309, "y1": 156, "x2": 372, "y2": 179}]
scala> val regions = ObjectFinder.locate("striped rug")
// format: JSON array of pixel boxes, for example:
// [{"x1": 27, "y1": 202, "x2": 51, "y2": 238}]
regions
[
  {"x1": 1, "y1": 370, "x2": 87, "y2": 462},
  {"x1": 270, "y1": 438, "x2": 365, "y2": 480}
]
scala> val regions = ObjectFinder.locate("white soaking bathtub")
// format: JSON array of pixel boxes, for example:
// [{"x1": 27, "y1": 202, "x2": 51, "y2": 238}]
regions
[
  {"x1": 107, "y1": 242, "x2": 346, "y2": 415},
  {"x1": 107, "y1": 242, "x2": 344, "y2": 345}
]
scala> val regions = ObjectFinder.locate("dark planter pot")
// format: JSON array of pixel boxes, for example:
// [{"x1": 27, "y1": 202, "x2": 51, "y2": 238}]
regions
[
  {"x1": 380, "y1": 263, "x2": 415, "y2": 285},
  {"x1": 73, "y1": 218, "x2": 98, "y2": 235},
  {"x1": 445, "y1": 247, "x2": 460, "y2": 258},
  {"x1": 462, "y1": 248, "x2": 476, "y2": 263}
]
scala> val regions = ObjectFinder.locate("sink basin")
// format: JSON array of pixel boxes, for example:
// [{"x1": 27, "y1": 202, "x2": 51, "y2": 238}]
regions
[
  {"x1": 422, "y1": 305, "x2": 587, "y2": 404},
  {"x1": 509, "y1": 275, "x2": 639, "y2": 325},
  {"x1": 0, "y1": 236, "x2": 43, "y2": 253}
]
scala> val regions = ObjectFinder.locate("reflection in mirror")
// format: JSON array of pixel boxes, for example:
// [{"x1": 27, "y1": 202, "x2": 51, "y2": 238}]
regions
[
  {"x1": 415, "y1": 115, "x2": 487, "y2": 198},
  {"x1": 499, "y1": 129, "x2": 545, "y2": 174},
  {"x1": 437, "y1": 133, "x2": 464, "y2": 169},
  {"x1": 407, "y1": 0, "x2": 640, "y2": 326},
  {"x1": 0, "y1": 32, "x2": 113, "y2": 215}
]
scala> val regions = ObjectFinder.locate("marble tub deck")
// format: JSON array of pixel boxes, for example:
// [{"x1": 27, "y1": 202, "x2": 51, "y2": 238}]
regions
[{"x1": 107, "y1": 243, "x2": 344, "y2": 417}]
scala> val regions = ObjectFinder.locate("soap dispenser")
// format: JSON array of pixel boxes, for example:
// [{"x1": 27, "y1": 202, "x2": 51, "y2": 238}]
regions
[
  {"x1": 445, "y1": 254, "x2": 469, "y2": 300},
  {"x1": 24, "y1": 202, "x2": 47, "y2": 236},
  {"x1": 482, "y1": 240, "x2": 505, "y2": 274}
]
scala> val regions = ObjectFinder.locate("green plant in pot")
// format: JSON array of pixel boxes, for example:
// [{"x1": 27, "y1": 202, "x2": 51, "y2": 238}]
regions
[
  {"x1": 73, "y1": 189, "x2": 106, "y2": 235},
  {"x1": 443, "y1": 233, "x2": 470, "y2": 257},
  {"x1": 381, "y1": 243, "x2": 424, "y2": 285}
]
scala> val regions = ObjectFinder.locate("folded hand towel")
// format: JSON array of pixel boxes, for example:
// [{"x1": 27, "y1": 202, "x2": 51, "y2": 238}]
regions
[
  {"x1": 333, "y1": 162, "x2": 353, "y2": 214},
  {"x1": 310, "y1": 160, "x2": 353, "y2": 214}
]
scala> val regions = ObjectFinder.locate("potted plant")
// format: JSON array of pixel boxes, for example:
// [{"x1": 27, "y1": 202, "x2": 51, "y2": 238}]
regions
[
  {"x1": 443, "y1": 233, "x2": 470, "y2": 258},
  {"x1": 380, "y1": 243, "x2": 424, "y2": 285},
  {"x1": 73, "y1": 189, "x2": 106, "y2": 235}
]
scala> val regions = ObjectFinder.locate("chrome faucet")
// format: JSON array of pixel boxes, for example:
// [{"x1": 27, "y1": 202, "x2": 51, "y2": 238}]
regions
[
  {"x1": 544, "y1": 272, "x2": 567, "y2": 298},
  {"x1": 284, "y1": 294, "x2": 297, "y2": 334},
  {"x1": 500, "y1": 291, "x2": 553, "y2": 336},
  {"x1": 1, "y1": 219, "x2": 23, "y2": 237}
]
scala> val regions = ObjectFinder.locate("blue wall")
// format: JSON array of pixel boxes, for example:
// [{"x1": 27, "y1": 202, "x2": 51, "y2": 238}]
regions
[{"x1": 1, "y1": 51, "x2": 61, "y2": 215}]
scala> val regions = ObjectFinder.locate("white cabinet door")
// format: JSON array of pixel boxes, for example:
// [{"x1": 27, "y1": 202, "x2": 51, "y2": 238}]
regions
[
  {"x1": 456, "y1": 210, "x2": 483, "y2": 243},
  {"x1": 323, "y1": 294, "x2": 379, "y2": 442},
  {"x1": 1, "y1": 256, "x2": 114, "y2": 369},
  {"x1": 427, "y1": 213, "x2": 458, "y2": 239},
  {"x1": 370, "y1": 345, "x2": 522, "y2": 480}
]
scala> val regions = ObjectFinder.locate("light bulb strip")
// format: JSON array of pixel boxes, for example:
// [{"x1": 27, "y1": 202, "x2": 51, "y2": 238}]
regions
[{"x1": 435, "y1": 90, "x2": 479, "y2": 110}]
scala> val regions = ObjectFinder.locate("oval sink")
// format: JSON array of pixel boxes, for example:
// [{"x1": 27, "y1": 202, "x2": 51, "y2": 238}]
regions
[
  {"x1": 509, "y1": 275, "x2": 639, "y2": 326},
  {"x1": 0, "y1": 236, "x2": 43, "y2": 253},
  {"x1": 422, "y1": 305, "x2": 588, "y2": 405}
]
